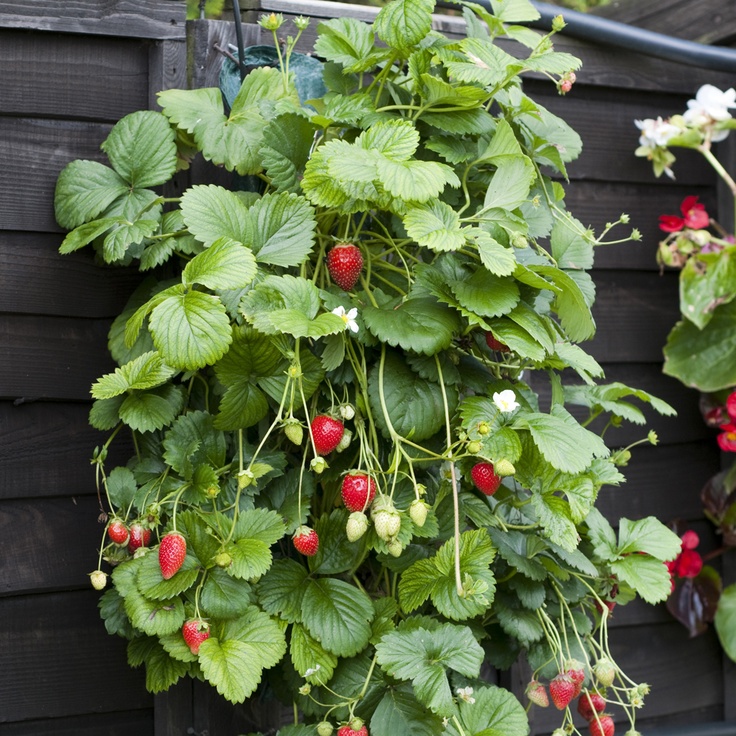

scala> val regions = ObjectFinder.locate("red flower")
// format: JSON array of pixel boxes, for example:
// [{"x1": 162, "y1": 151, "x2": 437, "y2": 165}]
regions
[
  {"x1": 659, "y1": 196, "x2": 710, "y2": 233},
  {"x1": 727, "y1": 391, "x2": 736, "y2": 422},
  {"x1": 717, "y1": 423, "x2": 736, "y2": 452},
  {"x1": 675, "y1": 548, "x2": 703, "y2": 578}
]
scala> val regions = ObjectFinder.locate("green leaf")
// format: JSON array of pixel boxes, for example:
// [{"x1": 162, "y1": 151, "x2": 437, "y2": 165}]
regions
[
  {"x1": 375, "y1": 623, "x2": 483, "y2": 716},
  {"x1": 182, "y1": 237, "x2": 257, "y2": 291},
  {"x1": 150, "y1": 290, "x2": 232, "y2": 370},
  {"x1": 496, "y1": 604, "x2": 544, "y2": 646},
  {"x1": 466, "y1": 228, "x2": 516, "y2": 277},
  {"x1": 314, "y1": 17, "x2": 377, "y2": 73},
  {"x1": 124, "y1": 587, "x2": 185, "y2": 636},
  {"x1": 227, "y1": 538, "x2": 272, "y2": 581},
  {"x1": 310, "y1": 510, "x2": 360, "y2": 575},
  {"x1": 483, "y1": 156, "x2": 535, "y2": 212},
  {"x1": 107, "y1": 466, "x2": 137, "y2": 509},
  {"x1": 101, "y1": 110, "x2": 177, "y2": 189},
  {"x1": 368, "y1": 350, "x2": 457, "y2": 442},
  {"x1": 680, "y1": 251, "x2": 736, "y2": 329},
  {"x1": 376, "y1": 157, "x2": 459, "y2": 203},
  {"x1": 200, "y1": 567, "x2": 253, "y2": 619},
  {"x1": 374, "y1": 0, "x2": 434, "y2": 51},
  {"x1": 516, "y1": 405, "x2": 609, "y2": 473},
  {"x1": 119, "y1": 384, "x2": 185, "y2": 433},
  {"x1": 450, "y1": 269, "x2": 519, "y2": 318},
  {"x1": 448, "y1": 684, "x2": 529, "y2": 736},
  {"x1": 261, "y1": 113, "x2": 315, "y2": 192},
  {"x1": 550, "y1": 216, "x2": 594, "y2": 270},
  {"x1": 290, "y1": 622, "x2": 339, "y2": 685},
  {"x1": 715, "y1": 583, "x2": 736, "y2": 661},
  {"x1": 663, "y1": 301, "x2": 736, "y2": 391},
  {"x1": 301, "y1": 578, "x2": 374, "y2": 657},
  {"x1": 403, "y1": 200, "x2": 465, "y2": 252},
  {"x1": 54, "y1": 160, "x2": 128, "y2": 230},
  {"x1": 370, "y1": 685, "x2": 445, "y2": 736},
  {"x1": 180, "y1": 184, "x2": 250, "y2": 246},
  {"x1": 445, "y1": 37, "x2": 521, "y2": 88},
  {"x1": 103, "y1": 218, "x2": 160, "y2": 263},
  {"x1": 531, "y1": 492, "x2": 578, "y2": 551},
  {"x1": 58, "y1": 217, "x2": 120, "y2": 254},
  {"x1": 363, "y1": 298, "x2": 460, "y2": 355},
  {"x1": 234, "y1": 507, "x2": 286, "y2": 545},
  {"x1": 162, "y1": 411, "x2": 226, "y2": 479},
  {"x1": 610, "y1": 554, "x2": 673, "y2": 605},
  {"x1": 616, "y1": 517, "x2": 681, "y2": 561},
  {"x1": 256, "y1": 558, "x2": 309, "y2": 623},
  {"x1": 399, "y1": 558, "x2": 437, "y2": 613},
  {"x1": 127, "y1": 637, "x2": 189, "y2": 693},
  {"x1": 136, "y1": 548, "x2": 200, "y2": 600},
  {"x1": 91, "y1": 351, "x2": 175, "y2": 399},
  {"x1": 199, "y1": 637, "x2": 262, "y2": 703}
]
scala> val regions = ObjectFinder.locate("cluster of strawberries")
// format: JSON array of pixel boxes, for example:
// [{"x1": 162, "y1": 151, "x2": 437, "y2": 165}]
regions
[{"x1": 526, "y1": 659, "x2": 617, "y2": 736}]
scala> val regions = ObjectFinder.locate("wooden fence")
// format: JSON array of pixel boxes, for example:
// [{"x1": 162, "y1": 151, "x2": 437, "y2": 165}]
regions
[{"x1": 0, "y1": 1, "x2": 733, "y2": 733}]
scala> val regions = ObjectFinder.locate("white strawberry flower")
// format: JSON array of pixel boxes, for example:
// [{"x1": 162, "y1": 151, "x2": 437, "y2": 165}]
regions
[
  {"x1": 332, "y1": 305, "x2": 359, "y2": 333},
  {"x1": 683, "y1": 84, "x2": 736, "y2": 141},
  {"x1": 304, "y1": 664, "x2": 321, "y2": 677},
  {"x1": 634, "y1": 116, "x2": 679, "y2": 148},
  {"x1": 493, "y1": 389, "x2": 519, "y2": 413},
  {"x1": 456, "y1": 686, "x2": 475, "y2": 704}
]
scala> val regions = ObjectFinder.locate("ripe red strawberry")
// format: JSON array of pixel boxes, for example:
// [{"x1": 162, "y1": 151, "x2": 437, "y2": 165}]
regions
[
  {"x1": 311, "y1": 415, "x2": 345, "y2": 455},
  {"x1": 107, "y1": 519, "x2": 129, "y2": 545},
  {"x1": 341, "y1": 473, "x2": 377, "y2": 512},
  {"x1": 293, "y1": 526, "x2": 319, "y2": 556},
  {"x1": 159, "y1": 532, "x2": 187, "y2": 579},
  {"x1": 589, "y1": 715, "x2": 615, "y2": 736},
  {"x1": 326, "y1": 242, "x2": 364, "y2": 291},
  {"x1": 471, "y1": 462, "x2": 502, "y2": 496},
  {"x1": 578, "y1": 692, "x2": 607, "y2": 721},
  {"x1": 337, "y1": 724, "x2": 368, "y2": 736},
  {"x1": 485, "y1": 332, "x2": 509, "y2": 352},
  {"x1": 525, "y1": 679, "x2": 549, "y2": 707},
  {"x1": 182, "y1": 619, "x2": 210, "y2": 655},
  {"x1": 565, "y1": 662, "x2": 586, "y2": 697},
  {"x1": 128, "y1": 523, "x2": 152, "y2": 553},
  {"x1": 549, "y1": 673, "x2": 576, "y2": 710}
]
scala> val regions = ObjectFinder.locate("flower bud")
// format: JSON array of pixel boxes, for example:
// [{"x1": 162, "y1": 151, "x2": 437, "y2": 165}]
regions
[{"x1": 311, "y1": 457, "x2": 327, "y2": 474}]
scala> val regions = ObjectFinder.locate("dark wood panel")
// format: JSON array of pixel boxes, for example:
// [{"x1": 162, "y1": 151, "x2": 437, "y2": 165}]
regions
[
  {"x1": 566, "y1": 182, "x2": 717, "y2": 271},
  {"x1": 530, "y1": 622, "x2": 723, "y2": 734},
  {"x1": 0, "y1": 315, "x2": 114, "y2": 401},
  {"x1": 0, "y1": 710, "x2": 153, "y2": 735},
  {"x1": 0, "y1": 118, "x2": 111, "y2": 233},
  {"x1": 0, "y1": 0, "x2": 186, "y2": 39},
  {"x1": 588, "y1": 269, "x2": 679, "y2": 364},
  {"x1": 0, "y1": 590, "x2": 152, "y2": 722},
  {"x1": 0, "y1": 401, "x2": 133, "y2": 502},
  {"x1": 0, "y1": 232, "x2": 141, "y2": 318},
  {"x1": 0, "y1": 496, "x2": 109, "y2": 596},
  {"x1": 596, "y1": 0, "x2": 736, "y2": 46},
  {"x1": 0, "y1": 30, "x2": 149, "y2": 120}
]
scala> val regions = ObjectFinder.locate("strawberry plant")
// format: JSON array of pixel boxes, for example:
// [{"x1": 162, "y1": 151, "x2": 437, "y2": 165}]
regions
[
  {"x1": 635, "y1": 84, "x2": 736, "y2": 666},
  {"x1": 56, "y1": 0, "x2": 681, "y2": 733}
]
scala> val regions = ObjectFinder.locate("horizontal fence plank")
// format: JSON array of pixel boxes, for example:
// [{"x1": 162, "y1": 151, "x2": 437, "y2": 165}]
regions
[
  {"x1": 0, "y1": 496, "x2": 109, "y2": 597},
  {"x1": 0, "y1": 401, "x2": 133, "y2": 502},
  {"x1": 0, "y1": 117, "x2": 111, "y2": 233},
  {"x1": 0, "y1": 232, "x2": 141, "y2": 318},
  {"x1": 0, "y1": 30, "x2": 149, "y2": 121},
  {"x1": 0, "y1": 710, "x2": 153, "y2": 736},
  {"x1": 0, "y1": 0, "x2": 186, "y2": 40},
  {"x1": 236, "y1": 0, "x2": 736, "y2": 92},
  {"x1": 0, "y1": 590, "x2": 151, "y2": 723},
  {"x1": 0, "y1": 315, "x2": 113, "y2": 401}
]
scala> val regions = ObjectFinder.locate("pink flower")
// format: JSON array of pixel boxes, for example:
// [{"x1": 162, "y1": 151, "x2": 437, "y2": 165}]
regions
[
  {"x1": 727, "y1": 392, "x2": 736, "y2": 422},
  {"x1": 675, "y1": 548, "x2": 703, "y2": 578},
  {"x1": 717, "y1": 422, "x2": 736, "y2": 452},
  {"x1": 681, "y1": 530, "x2": 700, "y2": 550},
  {"x1": 659, "y1": 196, "x2": 710, "y2": 233}
]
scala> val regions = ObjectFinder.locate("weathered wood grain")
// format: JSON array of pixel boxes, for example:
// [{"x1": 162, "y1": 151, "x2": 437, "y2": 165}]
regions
[
  {"x1": 148, "y1": 38, "x2": 188, "y2": 110},
  {"x1": 0, "y1": 710, "x2": 153, "y2": 735},
  {"x1": 0, "y1": 315, "x2": 114, "y2": 401},
  {"x1": 0, "y1": 30, "x2": 149, "y2": 121},
  {"x1": 0, "y1": 401, "x2": 134, "y2": 502},
  {"x1": 0, "y1": 0, "x2": 186, "y2": 40},
  {"x1": 0, "y1": 232, "x2": 141, "y2": 318},
  {"x1": 0, "y1": 117, "x2": 111, "y2": 233},
  {"x1": 0, "y1": 496, "x2": 110, "y2": 596},
  {"x1": 154, "y1": 682, "x2": 194, "y2": 736},
  {"x1": 0, "y1": 590, "x2": 152, "y2": 722},
  {"x1": 595, "y1": 0, "x2": 736, "y2": 46}
]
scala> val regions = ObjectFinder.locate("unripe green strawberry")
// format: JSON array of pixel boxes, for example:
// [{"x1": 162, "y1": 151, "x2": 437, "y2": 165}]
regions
[
  {"x1": 215, "y1": 551, "x2": 233, "y2": 568},
  {"x1": 336, "y1": 428, "x2": 353, "y2": 452},
  {"x1": 467, "y1": 440, "x2": 482, "y2": 454},
  {"x1": 373, "y1": 509, "x2": 401, "y2": 540},
  {"x1": 89, "y1": 570, "x2": 108, "y2": 590},
  {"x1": 317, "y1": 722, "x2": 334, "y2": 736},
  {"x1": 386, "y1": 538, "x2": 403, "y2": 557},
  {"x1": 311, "y1": 457, "x2": 328, "y2": 474},
  {"x1": 493, "y1": 459, "x2": 516, "y2": 477},
  {"x1": 409, "y1": 499, "x2": 429, "y2": 527},
  {"x1": 525, "y1": 679, "x2": 549, "y2": 707},
  {"x1": 593, "y1": 657, "x2": 617, "y2": 688},
  {"x1": 346, "y1": 512, "x2": 369, "y2": 542},
  {"x1": 283, "y1": 419, "x2": 304, "y2": 446},
  {"x1": 237, "y1": 469, "x2": 255, "y2": 489},
  {"x1": 339, "y1": 404, "x2": 355, "y2": 421}
]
